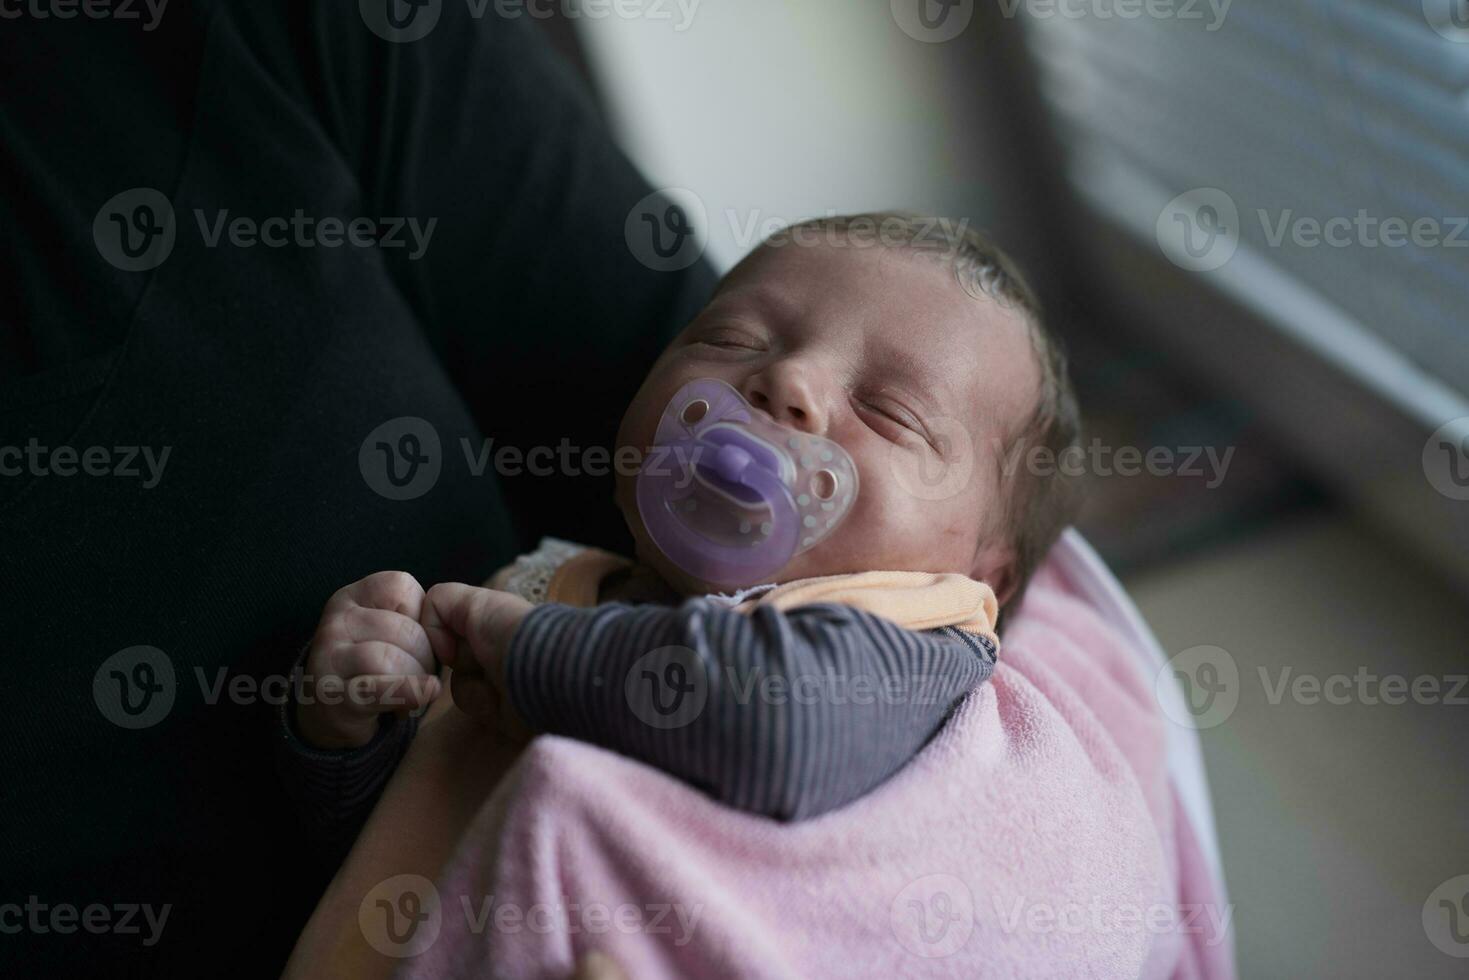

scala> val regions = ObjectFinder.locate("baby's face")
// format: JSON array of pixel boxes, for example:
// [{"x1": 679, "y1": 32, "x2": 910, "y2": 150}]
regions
[{"x1": 615, "y1": 242, "x2": 1041, "y2": 599}]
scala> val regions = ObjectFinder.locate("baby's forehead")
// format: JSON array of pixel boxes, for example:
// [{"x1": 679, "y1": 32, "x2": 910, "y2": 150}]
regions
[
  {"x1": 724, "y1": 244, "x2": 964, "y2": 330},
  {"x1": 727, "y1": 243, "x2": 1037, "y2": 382}
]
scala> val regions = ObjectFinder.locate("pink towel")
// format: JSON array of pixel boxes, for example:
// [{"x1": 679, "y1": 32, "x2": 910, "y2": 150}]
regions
[{"x1": 398, "y1": 537, "x2": 1236, "y2": 979}]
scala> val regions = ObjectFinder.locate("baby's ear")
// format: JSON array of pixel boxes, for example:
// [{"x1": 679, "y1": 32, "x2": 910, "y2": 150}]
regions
[{"x1": 970, "y1": 541, "x2": 1018, "y2": 607}]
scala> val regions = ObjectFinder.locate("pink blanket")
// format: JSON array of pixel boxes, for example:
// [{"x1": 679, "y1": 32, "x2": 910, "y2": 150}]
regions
[{"x1": 398, "y1": 533, "x2": 1236, "y2": 979}]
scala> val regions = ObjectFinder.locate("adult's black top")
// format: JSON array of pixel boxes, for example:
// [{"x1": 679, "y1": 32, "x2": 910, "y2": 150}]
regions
[{"x1": 0, "y1": 2, "x2": 714, "y2": 974}]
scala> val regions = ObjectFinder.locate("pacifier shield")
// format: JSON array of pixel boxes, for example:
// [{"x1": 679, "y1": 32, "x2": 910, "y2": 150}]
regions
[{"x1": 635, "y1": 378, "x2": 858, "y2": 586}]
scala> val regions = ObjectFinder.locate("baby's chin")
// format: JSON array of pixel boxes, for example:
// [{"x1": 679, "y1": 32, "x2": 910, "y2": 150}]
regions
[{"x1": 632, "y1": 537, "x2": 861, "y2": 597}]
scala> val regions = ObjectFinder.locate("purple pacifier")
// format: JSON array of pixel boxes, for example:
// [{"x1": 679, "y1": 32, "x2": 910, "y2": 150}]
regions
[{"x1": 635, "y1": 378, "x2": 859, "y2": 587}]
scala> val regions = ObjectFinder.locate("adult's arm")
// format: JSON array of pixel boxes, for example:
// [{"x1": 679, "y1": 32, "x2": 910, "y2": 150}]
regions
[
  {"x1": 231, "y1": 0, "x2": 719, "y2": 552},
  {"x1": 237, "y1": 0, "x2": 720, "y2": 848}
]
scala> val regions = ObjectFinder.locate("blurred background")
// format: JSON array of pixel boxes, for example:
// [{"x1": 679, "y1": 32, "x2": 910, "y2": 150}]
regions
[{"x1": 533, "y1": 1, "x2": 1469, "y2": 975}]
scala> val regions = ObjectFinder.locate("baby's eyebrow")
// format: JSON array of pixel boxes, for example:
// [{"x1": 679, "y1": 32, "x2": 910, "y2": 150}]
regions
[
  {"x1": 863, "y1": 336, "x2": 955, "y2": 407},
  {"x1": 716, "y1": 285, "x2": 800, "y2": 326}
]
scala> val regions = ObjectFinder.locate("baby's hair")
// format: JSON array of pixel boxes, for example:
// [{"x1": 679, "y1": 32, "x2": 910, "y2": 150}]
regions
[{"x1": 744, "y1": 211, "x2": 1083, "y2": 622}]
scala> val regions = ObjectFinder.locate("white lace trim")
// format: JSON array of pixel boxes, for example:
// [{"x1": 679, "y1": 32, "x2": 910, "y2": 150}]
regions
[
  {"x1": 493, "y1": 537, "x2": 588, "y2": 605},
  {"x1": 495, "y1": 538, "x2": 775, "y2": 607}
]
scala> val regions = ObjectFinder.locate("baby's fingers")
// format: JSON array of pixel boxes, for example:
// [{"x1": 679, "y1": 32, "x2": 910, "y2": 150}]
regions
[
  {"x1": 341, "y1": 606, "x2": 435, "y2": 673},
  {"x1": 325, "y1": 640, "x2": 435, "y2": 682},
  {"x1": 421, "y1": 582, "x2": 533, "y2": 672},
  {"x1": 421, "y1": 582, "x2": 498, "y2": 668},
  {"x1": 327, "y1": 570, "x2": 425, "y2": 618}
]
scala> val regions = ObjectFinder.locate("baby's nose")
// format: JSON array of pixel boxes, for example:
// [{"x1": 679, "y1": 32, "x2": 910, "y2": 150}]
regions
[{"x1": 743, "y1": 366, "x2": 827, "y2": 433}]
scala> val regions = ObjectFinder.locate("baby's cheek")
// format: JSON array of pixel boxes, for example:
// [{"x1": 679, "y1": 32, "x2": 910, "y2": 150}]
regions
[
  {"x1": 875, "y1": 475, "x2": 984, "y2": 568},
  {"x1": 845, "y1": 481, "x2": 931, "y2": 561}
]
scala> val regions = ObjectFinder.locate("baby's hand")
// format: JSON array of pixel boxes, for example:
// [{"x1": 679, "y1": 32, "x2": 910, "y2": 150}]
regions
[
  {"x1": 295, "y1": 571, "x2": 442, "y2": 750},
  {"x1": 421, "y1": 583, "x2": 535, "y2": 742}
]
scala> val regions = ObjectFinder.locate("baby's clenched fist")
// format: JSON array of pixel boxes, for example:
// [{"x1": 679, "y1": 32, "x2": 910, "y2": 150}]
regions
[{"x1": 295, "y1": 570, "x2": 441, "y2": 750}]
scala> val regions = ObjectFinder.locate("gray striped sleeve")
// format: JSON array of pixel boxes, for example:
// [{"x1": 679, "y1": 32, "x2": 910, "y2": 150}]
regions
[
  {"x1": 505, "y1": 599, "x2": 997, "y2": 821},
  {"x1": 274, "y1": 645, "x2": 418, "y2": 844}
]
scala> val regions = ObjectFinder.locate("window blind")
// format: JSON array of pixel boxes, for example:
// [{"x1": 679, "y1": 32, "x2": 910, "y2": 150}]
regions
[{"x1": 1022, "y1": 0, "x2": 1469, "y2": 393}]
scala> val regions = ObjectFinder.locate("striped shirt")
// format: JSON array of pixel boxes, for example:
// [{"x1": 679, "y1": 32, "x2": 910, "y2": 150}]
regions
[{"x1": 278, "y1": 599, "x2": 996, "y2": 835}]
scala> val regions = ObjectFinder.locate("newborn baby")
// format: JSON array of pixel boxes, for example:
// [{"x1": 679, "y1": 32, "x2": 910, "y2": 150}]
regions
[{"x1": 281, "y1": 212, "x2": 1081, "y2": 824}]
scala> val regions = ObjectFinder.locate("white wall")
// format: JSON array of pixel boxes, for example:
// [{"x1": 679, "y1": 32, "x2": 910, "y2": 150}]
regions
[{"x1": 575, "y1": 0, "x2": 996, "y2": 271}]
